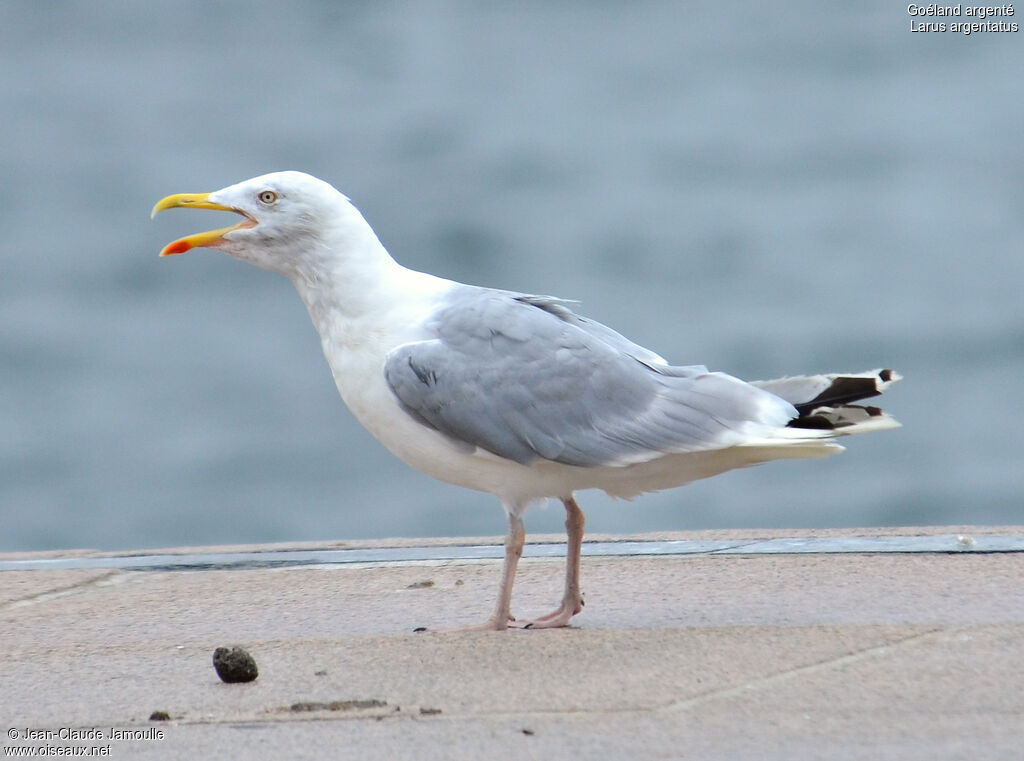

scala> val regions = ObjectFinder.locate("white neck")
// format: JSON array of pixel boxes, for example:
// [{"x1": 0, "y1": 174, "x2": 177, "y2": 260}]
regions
[
  {"x1": 289, "y1": 226, "x2": 403, "y2": 325},
  {"x1": 283, "y1": 206, "x2": 454, "y2": 352}
]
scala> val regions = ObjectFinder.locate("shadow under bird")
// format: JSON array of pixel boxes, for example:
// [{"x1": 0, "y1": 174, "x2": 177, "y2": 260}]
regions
[{"x1": 152, "y1": 171, "x2": 900, "y2": 631}]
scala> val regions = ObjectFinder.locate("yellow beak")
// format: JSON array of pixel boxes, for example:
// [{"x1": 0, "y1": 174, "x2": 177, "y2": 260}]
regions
[{"x1": 151, "y1": 193, "x2": 254, "y2": 256}]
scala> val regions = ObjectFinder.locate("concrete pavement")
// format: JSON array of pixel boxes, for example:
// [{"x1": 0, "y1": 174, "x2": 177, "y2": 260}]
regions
[{"x1": 2, "y1": 526, "x2": 1022, "y2": 760}]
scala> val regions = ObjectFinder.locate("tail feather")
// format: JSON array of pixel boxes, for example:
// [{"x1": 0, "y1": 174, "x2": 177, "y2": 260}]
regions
[{"x1": 751, "y1": 369, "x2": 902, "y2": 435}]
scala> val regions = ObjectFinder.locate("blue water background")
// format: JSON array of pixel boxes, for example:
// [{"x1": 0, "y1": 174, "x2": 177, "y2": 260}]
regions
[{"x1": 1, "y1": 1, "x2": 1021, "y2": 551}]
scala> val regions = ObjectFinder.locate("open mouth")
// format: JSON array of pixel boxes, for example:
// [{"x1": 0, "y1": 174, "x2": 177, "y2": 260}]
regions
[{"x1": 151, "y1": 193, "x2": 258, "y2": 256}]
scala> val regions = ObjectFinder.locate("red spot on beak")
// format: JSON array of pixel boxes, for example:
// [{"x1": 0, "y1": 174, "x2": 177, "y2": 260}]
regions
[{"x1": 160, "y1": 239, "x2": 194, "y2": 257}]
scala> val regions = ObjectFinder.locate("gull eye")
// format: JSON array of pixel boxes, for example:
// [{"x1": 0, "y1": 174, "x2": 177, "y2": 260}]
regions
[{"x1": 258, "y1": 190, "x2": 278, "y2": 205}]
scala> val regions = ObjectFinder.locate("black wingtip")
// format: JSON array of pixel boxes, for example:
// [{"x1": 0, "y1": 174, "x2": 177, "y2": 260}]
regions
[
  {"x1": 793, "y1": 371, "x2": 895, "y2": 416},
  {"x1": 788, "y1": 404, "x2": 886, "y2": 430}
]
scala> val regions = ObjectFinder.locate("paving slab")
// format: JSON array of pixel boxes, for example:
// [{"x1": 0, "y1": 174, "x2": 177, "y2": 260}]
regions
[{"x1": 1, "y1": 527, "x2": 1022, "y2": 760}]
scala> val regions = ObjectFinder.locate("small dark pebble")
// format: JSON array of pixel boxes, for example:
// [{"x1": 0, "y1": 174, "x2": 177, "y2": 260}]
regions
[
  {"x1": 419, "y1": 707, "x2": 442, "y2": 715},
  {"x1": 213, "y1": 646, "x2": 259, "y2": 684},
  {"x1": 522, "y1": 728, "x2": 535, "y2": 736},
  {"x1": 314, "y1": 670, "x2": 328, "y2": 677},
  {"x1": 406, "y1": 580, "x2": 435, "y2": 589},
  {"x1": 148, "y1": 711, "x2": 170, "y2": 721},
  {"x1": 455, "y1": 579, "x2": 464, "y2": 586},
  {"x1": 413, "y1": 626, "x2": 427, "y2": 633}
]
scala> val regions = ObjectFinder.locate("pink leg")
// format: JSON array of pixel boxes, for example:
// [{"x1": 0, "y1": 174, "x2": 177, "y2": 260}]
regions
[
  {"x1": 482, "y1": 512, "x2": 525, "y2": 630},
  {"x1": 513, "y1": 495, "x2": 586, "y2": 629},
  {"x1": 419, "y1": 512, "x2": 524, "y2": 632}
]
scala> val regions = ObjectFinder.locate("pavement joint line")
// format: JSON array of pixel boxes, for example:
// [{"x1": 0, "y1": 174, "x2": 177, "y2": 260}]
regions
[
  {"x1": 0, "y1": 569, "x2": 126, "y2": 612},
  {"x1": 2, "y1": 533, "x2": 1022, "y2": 572},
  {"x1": 659, "y1": 625, "x2": 955, "y2": 713},
  {"x1": 136, "y1": 705, "x2": 645, "y2": 730}
]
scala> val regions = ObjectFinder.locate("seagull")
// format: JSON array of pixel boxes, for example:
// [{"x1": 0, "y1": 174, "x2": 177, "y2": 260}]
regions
[{"x1": 152, "y1": 171, "x2": 900, "y2": 631}]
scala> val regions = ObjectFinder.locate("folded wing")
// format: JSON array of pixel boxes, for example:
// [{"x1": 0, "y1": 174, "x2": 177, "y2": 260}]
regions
[{"x1": 384, "y1": 288, "x2": 805, "y2": 468}]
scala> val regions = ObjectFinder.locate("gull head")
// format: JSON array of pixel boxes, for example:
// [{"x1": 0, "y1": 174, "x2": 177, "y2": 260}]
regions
[{"x1": 152, "y1": 171, "x2": 364, "y2": 276}]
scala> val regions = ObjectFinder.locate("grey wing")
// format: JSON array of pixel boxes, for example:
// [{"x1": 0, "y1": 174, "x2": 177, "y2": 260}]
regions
[
  {"x1": 513, "y1": 295, "x2": 667, "y2": 367},
  {"x1": 384, "y1": 288, "x2": 797, "y2": 467}
]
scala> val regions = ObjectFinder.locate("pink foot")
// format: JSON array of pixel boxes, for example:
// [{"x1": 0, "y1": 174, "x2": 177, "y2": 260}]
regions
[
  {"x1": 511, "y1": 594, "x2": 584, "y2": 630},
  {"x1": 414, "y1": 614, "x2": 516, "y2": 633}
]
